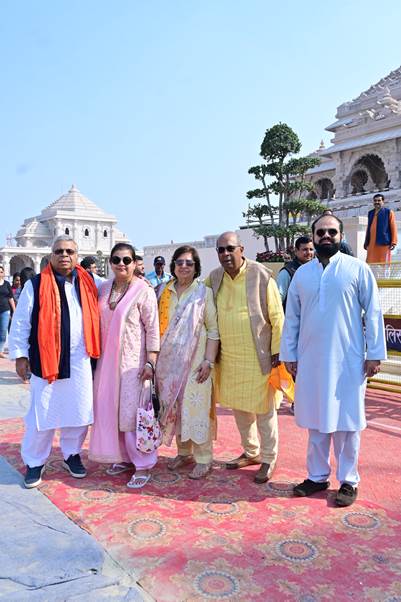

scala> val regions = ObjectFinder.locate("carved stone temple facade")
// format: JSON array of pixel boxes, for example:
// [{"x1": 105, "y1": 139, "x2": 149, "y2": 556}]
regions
[
  {"x1": 305, "y1": 66, "x2": 401, "y2": 220},
  {"x1": 0, "y1": 185, "x2": 129, "y2": 277},
  {"x1": 143, "y1": 67, "x2": 401, "y2": 273}
]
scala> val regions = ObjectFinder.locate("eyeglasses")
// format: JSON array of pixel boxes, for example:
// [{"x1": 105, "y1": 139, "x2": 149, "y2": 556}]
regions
[
  {"x1": 175, "y1": 259, "x2": 195, "y2": 267},
  {"x1": 111, "y1": 256, "x2": 134, "y2": 265},
  {"x1": 216, "y1": 245, "x2": 240, "y2": 254},
  {"x1": 54, "y1": 248, "x2": 76, "y2": 256},
  {"x1": 315, "y1": 228, "x2": 339, "y2": 237}
]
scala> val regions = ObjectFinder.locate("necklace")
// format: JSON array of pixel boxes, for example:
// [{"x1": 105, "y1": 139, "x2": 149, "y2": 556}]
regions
[{"x1": 108, "y1": 280, "x2": 131, "y2": 310}]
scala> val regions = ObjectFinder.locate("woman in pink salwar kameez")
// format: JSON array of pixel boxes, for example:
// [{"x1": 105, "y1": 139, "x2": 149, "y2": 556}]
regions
[{"x1": 89, "y1": 243, "x2": 160, "y2": 489}]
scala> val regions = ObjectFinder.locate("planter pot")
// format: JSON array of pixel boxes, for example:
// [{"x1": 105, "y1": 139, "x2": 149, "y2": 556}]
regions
[{"x1": 260, "y1": 261, "x2": 285, "y2": 278}]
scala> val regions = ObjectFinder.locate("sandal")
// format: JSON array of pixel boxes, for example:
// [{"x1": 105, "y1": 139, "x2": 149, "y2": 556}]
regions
[
  {"x1": 106, "y1": 462, "x2": 134, "y2": 476},
  {"x1": 188, "y1": 462, "x2": 212, "y2": 480},
  {"x1": 127, "y1": 472, "x2": 151, "y2": 489},
  {"x1": 167, "y1": 455, "x2": 194, "y2": 471}
]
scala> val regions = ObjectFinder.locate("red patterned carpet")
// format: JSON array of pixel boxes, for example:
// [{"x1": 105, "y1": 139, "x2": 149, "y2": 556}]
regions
[{"x1": 1, "y1": 391, "x2": 401, "y2": 601}]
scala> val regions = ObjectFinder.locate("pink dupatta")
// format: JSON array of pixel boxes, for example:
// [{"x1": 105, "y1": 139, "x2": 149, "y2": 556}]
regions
[
  {"x1": 89, "y1": 278, "x2": 149, "y2": 463},
  {"x1": 156, "y1": 281, "x2": 207, "y2": 445}
]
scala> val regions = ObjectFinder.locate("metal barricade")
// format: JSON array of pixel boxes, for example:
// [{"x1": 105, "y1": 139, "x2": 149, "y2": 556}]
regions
[{"x1": 368, "y1": 262, "x2": 401, "y2": 394}]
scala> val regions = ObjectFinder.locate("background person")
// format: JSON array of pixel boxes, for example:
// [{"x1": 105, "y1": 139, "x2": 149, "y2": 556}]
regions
[
  {"x1": 156, "y1": 245, "x2": 219, "y2": 479},
  {"x1": 11, "y1": 273, "x2": 21, "y2": 303},
  {"x1": 8, "y1": 236, "x2": 100, "y2": 488},
  {"x1": 276, "y1": 236, "x2": 314, "y2": 309},
  {"x1": 80, "y1": 256, "x2": 105, "y2": 288},
  {"x1": 280, "y1": 214, "x2": 386, "y2": 507},
  {"x1": 0, "y1": 265, "x2": 16, "y2": 358},
  {"x1": 20, "y1": 267, "x2": 36, "y2": 289},
  {"x1": 364, "y1": 194, "x2": 397, "y2": 263},
  {"x1": 89, "y1": 243, "x2": 160, "y2": 489},
  {"x1": 146, "y1": 256, "x2": 171, "y2": 287},
  {"x1": 134, "y1": 255, "x2": 146, "y2": 277}
]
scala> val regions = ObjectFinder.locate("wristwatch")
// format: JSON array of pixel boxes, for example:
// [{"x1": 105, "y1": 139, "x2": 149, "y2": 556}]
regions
[{"x1": 204, "y1": 359, "x2": 214, "y2": 369}]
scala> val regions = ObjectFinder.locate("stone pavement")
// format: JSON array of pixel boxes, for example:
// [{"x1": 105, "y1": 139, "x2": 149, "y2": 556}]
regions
[{"x1": 0, "y1": 357, "x2": 150, "y2": 601}]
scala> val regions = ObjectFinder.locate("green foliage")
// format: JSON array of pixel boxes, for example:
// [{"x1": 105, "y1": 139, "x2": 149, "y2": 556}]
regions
[{"x1": 245, "y1": 122, "x2": 325, "y2": 252}]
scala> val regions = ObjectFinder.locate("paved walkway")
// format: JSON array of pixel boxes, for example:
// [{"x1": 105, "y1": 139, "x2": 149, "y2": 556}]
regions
[{"x1": 0, "y1": 357, "x2": 149, "y2": 601}]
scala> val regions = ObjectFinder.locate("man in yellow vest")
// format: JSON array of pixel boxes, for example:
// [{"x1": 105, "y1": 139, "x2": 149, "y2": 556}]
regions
[{"x1": 207, "y1": 232, "x2": 284, "y2": 484}]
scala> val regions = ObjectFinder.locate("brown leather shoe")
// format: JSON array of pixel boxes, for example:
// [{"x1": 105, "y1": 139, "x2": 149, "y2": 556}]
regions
[
  {"x1": 167, "y1": 455, "x2": 194, "y2": 471},
  {"x1": 226, "y1": 453, "x2": 261, "y2": 470},
  {"x1": 254, "y1": 463, "x2": 272, "y2": 484}
]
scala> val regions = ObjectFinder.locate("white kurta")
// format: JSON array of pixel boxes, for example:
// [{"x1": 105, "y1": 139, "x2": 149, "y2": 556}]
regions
[
  {"x1": 280, "y1": 252, "x2": 386, "y2": 433},
  {"x1": 9, "y1": 278, "x2": 93, "y2": 431}
]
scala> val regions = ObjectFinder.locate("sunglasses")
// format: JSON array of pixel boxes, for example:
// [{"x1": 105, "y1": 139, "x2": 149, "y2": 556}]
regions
[
  {"x1": 316, "y1": 228, "x2": 339, "y2": 237},
  {"x1": 216, "y1": 245, "x2": 240, "y2": 254},
  {"x1": 111, "y1": 256, "x2": 134, "y2": 265},
  {"x1": 54, "y1": 248, "x2": 76, "y2": 256},
  {"x1": 175, "y1": 259, "x2": 195, "y2": 267}
]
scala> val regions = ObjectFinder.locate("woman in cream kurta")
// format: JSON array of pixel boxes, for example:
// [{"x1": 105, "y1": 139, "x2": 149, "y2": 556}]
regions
[{"x1": 156, "y1": 246, "x2": 219, "y2": 479}]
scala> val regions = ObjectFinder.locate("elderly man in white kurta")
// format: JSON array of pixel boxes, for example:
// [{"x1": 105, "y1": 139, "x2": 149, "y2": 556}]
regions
[
  {"x1": 280, "y1": 214, "x2": 386, "y2": 507},
  {"x1": 9, "y1": 236, "x2": 100, "y2": 489}
]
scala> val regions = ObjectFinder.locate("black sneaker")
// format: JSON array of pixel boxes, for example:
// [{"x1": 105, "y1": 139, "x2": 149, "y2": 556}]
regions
[
  {"x1": 293, "y1": 478, "x2": 330, "y2": 497},
  {"x1": 63, "y1": 454, "x2": 87, "y2": 478},
  {"x1": 24, "y1": 465, "x2": 45, "y2": 489},
  {"x1": 335, "y1": 483, "x2": 358, "y2": 507}
]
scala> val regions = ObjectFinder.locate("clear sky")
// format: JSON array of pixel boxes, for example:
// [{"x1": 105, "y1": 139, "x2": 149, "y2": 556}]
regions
[{"x1": 1, "y1": 0, "x2": 400, "y2": 248}]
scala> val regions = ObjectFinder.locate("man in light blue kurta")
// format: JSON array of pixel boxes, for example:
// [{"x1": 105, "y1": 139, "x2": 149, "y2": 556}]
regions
[{"x1": 280, "y1": 214, "x2": 386, "y2": 507}]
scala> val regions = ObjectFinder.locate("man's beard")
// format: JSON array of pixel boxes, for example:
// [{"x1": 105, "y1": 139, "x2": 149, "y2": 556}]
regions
[{"x1": 314, "y1": 242, "x2": 340, "y2": 258}]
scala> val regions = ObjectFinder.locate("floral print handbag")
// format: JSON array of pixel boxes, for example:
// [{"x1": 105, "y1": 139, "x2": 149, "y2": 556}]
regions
[{"x1": 136, "y1": 380, "x2": 163, "y2": 454}]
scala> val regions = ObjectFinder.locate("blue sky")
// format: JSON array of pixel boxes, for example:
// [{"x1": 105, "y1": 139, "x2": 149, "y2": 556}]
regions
[{"x1": 1, "y1": 0, "x2": 400, "y2": 248}]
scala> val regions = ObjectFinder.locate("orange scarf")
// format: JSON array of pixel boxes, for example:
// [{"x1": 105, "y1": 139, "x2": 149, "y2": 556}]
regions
[
  {"x1": 38, "y1": 264, "x2": 100, "y2": 383},
  {"x1": 268, "y1": 363, "x2": 295, "y2": 402}
]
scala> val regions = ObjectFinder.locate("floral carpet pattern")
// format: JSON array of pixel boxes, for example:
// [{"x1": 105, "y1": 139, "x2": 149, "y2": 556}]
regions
[{"x1": 1, "y1": 397, "x2": 401, "y2": 601}]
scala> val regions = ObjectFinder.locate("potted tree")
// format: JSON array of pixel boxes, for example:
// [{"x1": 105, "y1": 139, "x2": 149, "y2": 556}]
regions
[{"x1": 244, "y1": 123, "x2": 325, "y2": 274}]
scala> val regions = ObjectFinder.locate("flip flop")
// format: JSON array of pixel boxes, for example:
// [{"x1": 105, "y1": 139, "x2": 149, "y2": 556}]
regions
[
  {"x1": 127, "y1": 473, "x2": 151, "y2": 489},
  {"x1": 106, "y1": 462, "x2": 134, "y2": 476}
]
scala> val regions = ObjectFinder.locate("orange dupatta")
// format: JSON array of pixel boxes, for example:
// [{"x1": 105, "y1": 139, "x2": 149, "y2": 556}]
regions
[
  {"x1": 268, "y1": 363, "x2": 295, "y2": 402},
  {"x1": 38, "y1": 264, "x2": 100, "y2": 383}
]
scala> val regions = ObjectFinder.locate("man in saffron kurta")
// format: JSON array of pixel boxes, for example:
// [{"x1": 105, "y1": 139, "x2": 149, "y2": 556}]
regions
[
  {"x1": 280, "y1": 214, "x2": 386, "y2": 507},
  {"x1": 364, "y1": 194, "x2": 397, "y2": 263},
  {"x1": 207, "y1": 232, "x2": 284, "y2": 484},
  {"x1": 9, "y1": 236, "x2": 100, "y2": 489}
]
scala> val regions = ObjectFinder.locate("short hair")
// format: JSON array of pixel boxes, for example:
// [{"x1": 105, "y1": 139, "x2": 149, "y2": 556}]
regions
[
  {"x1": 20, "y1": 267, "x2": 36, "y2": 288},
  {"x1": 170, "y1": 245, "x2": 201, "y2": 280},
  {"x1": 110, "y1": 242, "x2": 136, "y2": 261},
  {"x1": 216, "y1": 231, "x2": 242, "y2": 247},
  {"x1": 51, "y1": 235, "x2": 78, "y2": 252},
  {"x1": 80, "y1": 256, "x2": 97, "y2": 270},
  {"x1": 295, "y1": 236, "x2": 312, "y2": 249},
  {"x1": 311, "y1": 214, "x2": 344, "y2": 234},
  {"x1": 135, "y1": 255, "x2": 143, "y2": 262},
  {"x1": 373, "y1": 193, "x2": 384, "y2": 201}
]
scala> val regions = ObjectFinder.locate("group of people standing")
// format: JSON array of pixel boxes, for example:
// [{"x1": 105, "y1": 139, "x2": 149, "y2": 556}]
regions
[{"x1": 7, "y1": 207, "x2": 387, "y2": 508}]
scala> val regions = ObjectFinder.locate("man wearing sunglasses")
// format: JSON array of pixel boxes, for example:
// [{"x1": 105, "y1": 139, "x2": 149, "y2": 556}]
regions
[
  {"x1": 9, "y1": 235, "x2": 100, "y2": 489},
  {"x1": 207, "y1": 231, "x2": 284, "y2": 484},
  {"x1": 280, "y1": 214, "x2": 386, "y2": 507},
  {"x1": 146, "y1": 255, "x2": 171, "y2": 288}
]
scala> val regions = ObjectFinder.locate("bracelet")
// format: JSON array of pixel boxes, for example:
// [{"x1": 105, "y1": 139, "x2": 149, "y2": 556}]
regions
[
  {"x1": 204, "y1": 359, "x2": 214, "y2": 369},
  {"x1": 145, "y1": 361, "x2": 155, "y2": 372}
]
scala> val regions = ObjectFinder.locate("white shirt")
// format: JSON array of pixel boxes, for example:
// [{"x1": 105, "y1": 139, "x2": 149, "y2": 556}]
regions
[
  {"x1": 280, "y1": 252, "x2": 386, "y2": 433},
  {"x1": 9, "y1": 278, "x2": 93, "y2": 430}
]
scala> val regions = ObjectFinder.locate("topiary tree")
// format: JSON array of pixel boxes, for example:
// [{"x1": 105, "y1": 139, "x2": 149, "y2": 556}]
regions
[{"x1": 244, "y1": 123, "x2": 325, "y2": 253}]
